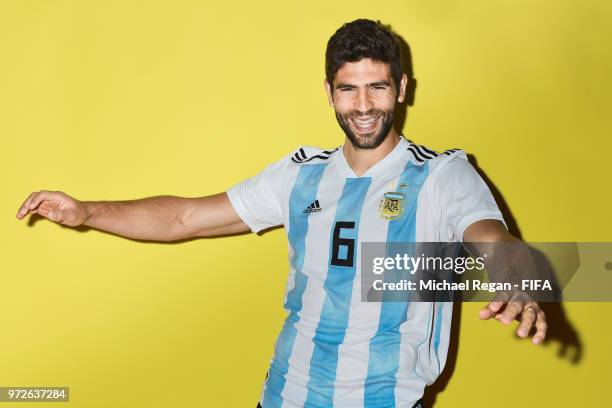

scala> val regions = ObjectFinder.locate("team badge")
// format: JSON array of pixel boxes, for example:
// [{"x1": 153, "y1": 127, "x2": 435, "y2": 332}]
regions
[{"x1": 379, "y1": 192, "x2": 405, "y2": 220}]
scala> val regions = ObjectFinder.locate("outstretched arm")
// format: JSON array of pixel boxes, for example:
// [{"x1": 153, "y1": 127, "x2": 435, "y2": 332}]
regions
[{"x1": 15, "y1": 190, "x2": 250, "y2": 241}]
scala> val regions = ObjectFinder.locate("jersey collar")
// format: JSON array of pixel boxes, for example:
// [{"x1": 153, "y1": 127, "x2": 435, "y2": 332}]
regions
[{"x1": 335, "y1": 136, "x2": 409, "y2": 178}]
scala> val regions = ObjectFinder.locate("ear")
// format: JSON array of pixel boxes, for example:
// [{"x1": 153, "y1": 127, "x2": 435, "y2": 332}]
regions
[
  {"x1": 324, "y1": 78, "x2": 334, "y2": 106},
  {"x1": 397, "y1": 73, "x2": 408, "y2": 103}
]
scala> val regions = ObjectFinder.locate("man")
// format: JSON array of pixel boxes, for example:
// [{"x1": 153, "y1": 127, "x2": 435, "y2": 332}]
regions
[{"x1": 16, "y1": 19, "x2": 546, "y2": 408}]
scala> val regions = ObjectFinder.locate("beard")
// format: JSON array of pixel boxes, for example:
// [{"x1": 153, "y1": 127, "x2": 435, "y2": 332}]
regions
[{"x1": 335, "y1": 107, "x2": 395, "y2": 150}]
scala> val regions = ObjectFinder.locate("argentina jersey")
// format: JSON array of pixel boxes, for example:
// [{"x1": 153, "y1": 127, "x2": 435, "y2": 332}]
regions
[{"x1": 226, "y1": 136, "x2": 507, "y2": 408}]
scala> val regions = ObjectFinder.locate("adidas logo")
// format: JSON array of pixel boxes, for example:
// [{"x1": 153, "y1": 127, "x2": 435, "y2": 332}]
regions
[{"x1": 303, "y1": 200, "x2": 322, "y2": 214}]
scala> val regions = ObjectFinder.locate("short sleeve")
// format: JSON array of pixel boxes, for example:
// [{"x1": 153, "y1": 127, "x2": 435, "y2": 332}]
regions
[
  {"x1": 225, "y1": 154, "x2": 288, "y2": 233},
  {"x1": 435, "y1": 154, "x2": 507, "y2": 242}
]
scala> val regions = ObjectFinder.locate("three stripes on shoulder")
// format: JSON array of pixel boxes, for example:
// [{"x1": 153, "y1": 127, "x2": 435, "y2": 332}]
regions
[
  {"x1": 406, "y1": 143, "x2": 460, "y2": 164},
  {"x1": 291, "y1": 147, "x2": 339, "y2": 164}
]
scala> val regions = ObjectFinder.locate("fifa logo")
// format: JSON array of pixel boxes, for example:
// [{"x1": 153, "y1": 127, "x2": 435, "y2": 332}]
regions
[{"x1": 379, "y1": 192, "x2": 405, "y2": 220}]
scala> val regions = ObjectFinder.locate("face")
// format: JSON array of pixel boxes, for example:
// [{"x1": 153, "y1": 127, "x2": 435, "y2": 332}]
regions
[{"x1": 325, "y1": 58, "x2": 407, "y2": 149}]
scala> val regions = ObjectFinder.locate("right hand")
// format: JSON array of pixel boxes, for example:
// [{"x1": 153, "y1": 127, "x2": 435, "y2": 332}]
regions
[{"x1": 16, "y1": 190, "x2": 89, "y2": 227}]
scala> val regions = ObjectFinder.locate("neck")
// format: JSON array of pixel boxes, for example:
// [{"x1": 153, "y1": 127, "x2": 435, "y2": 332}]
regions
[{"x1": 343, "y1": 127, "x2": 401, "y2": 176}]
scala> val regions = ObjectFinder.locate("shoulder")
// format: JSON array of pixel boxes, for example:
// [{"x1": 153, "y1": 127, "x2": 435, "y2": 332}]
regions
[
  {"x1": 289, "y1": 145, "x2": 340, "y2": 165},
  {"x1": 403, "y1": 139, "x2": 466, "y2": 168},
  {"x1": 401, "y1": 140, "x2": 481, "y2": 190},
  {"x1": 402, "y1": 139, "x2": 476, "y2": 177},
  {"x1": 403, "y1": 142, "x2": 492, "y2": 200},
  {"x1": 256, "y1": 145, "x2": 340, "y2": 180}
]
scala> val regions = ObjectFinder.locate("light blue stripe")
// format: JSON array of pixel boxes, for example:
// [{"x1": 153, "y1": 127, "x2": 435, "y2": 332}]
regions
[
  {"x1": 433, "y1": 302, "x2": 443, "y2": 355},
  {"x1": 364, "y1": 161, "x2": 430, "y2": 408},
  {"x1": 263, "y1": 163, "x2": 328, "y2": 408},
  {"x1": 304, "y1": 177, "x2": 372, "y2": 408}
]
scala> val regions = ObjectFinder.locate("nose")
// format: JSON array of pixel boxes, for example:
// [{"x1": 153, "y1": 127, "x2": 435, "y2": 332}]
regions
[{"x1": 355, "y1": 89, "x2": 374, "y2": 113}]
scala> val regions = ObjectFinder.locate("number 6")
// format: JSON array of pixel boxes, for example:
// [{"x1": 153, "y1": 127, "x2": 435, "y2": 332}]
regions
[{"x1": 331, "y1": 221, "x2": 355, "y2": 267}]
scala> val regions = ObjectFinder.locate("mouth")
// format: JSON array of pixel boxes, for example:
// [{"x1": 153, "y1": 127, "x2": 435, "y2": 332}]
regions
[{"x1": 350, "y1": 116, "x2": 381, "y2": 134}]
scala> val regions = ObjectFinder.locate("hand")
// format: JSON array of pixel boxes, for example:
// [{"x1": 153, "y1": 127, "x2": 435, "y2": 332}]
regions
[
  {"x1": 478, "y1": 291, "x2": 547, "y2": 345},
  {"x1": 16, "y1": 190, "x2": 89, "y2": 227}
]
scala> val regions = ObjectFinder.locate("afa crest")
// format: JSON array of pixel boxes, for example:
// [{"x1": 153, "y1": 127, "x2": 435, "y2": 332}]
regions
[{"x1": 379, "y1": 192, "x2": 405, "y2": 220}]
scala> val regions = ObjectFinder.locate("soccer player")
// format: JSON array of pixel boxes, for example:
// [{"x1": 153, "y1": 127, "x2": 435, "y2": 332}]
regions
[{"x1": 16, "y1": 19, "x2": 546, "y2": 408}]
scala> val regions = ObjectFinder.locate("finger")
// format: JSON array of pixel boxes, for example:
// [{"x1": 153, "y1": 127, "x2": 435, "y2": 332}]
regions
[
  {"x1": 36, "y1": 207, "x2": 58, "y2": 222},
  {"x1": 36, "y1": 203, "x2": 64, "y2": 223},
  {"x1": 479, "y1": 301, "x2": 505, "y2": 319},
  {"x1": 532, "y1": 311, "x2": 547, "y2": 345},
  {"x1": 498, "y1": 301, "x2": 523, "y2": 325},
  {"x1": 28, "y1": 190, "x2": 54, "y2": 212},
  {"x1": 16, "y1": 191, "x2": 38, "y2": 219},
  {"x1": 516, "y1": 308, "x2": 536, "y2": 338},
  {"x1": 18, "y1": 191, "x2": 59, "y2": 221},
  {"x1": 490, "y1": 292, "x2": 512, "y2": 321},
  {"x1": 37, "y1": 200, "x2": 60, "y2": 214},
  {"x1": 478, "y1": 290, "x2": 511, "y2": 320}
]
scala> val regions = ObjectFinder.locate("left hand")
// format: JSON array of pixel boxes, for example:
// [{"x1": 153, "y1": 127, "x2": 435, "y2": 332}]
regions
[{"x1": 479, "y1": 293, "x2": 547, "y2": 345}]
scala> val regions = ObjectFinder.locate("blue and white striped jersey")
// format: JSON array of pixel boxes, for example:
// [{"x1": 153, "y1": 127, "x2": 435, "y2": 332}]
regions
[{"x1": 227, "y1": 136, "x2": 506, "y2": 408}]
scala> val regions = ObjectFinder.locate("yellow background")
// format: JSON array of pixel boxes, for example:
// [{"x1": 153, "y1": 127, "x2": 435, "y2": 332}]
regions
[{"x1": 1, "y1": 0, "x2": 610, "y2": 406}]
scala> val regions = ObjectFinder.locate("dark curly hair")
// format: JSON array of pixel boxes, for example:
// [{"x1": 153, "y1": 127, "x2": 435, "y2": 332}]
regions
[{"x1": 325, "y1": 19, "x2": 403, "y2": 92}]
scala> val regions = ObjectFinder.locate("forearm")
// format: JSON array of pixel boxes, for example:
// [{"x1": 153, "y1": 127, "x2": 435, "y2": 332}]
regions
[
  {"x1": 83, "y1": 195, "x2": 191, "y2": 241},
  {"x1": 463, "y1": 220, "x2": 539, "y2": 295}
]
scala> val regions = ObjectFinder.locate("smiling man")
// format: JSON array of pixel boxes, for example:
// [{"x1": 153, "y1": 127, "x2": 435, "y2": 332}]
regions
[{"x1": 16, "y1": 19, "x2": 546, "y2": 408}]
